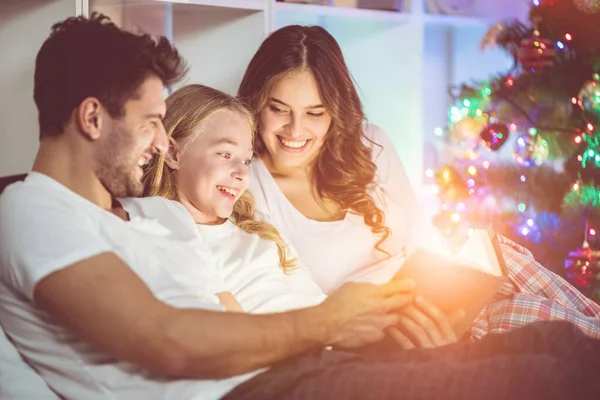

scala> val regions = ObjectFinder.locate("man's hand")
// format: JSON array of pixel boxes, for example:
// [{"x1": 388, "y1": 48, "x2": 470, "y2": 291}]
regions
[
  {"x1": 317, "y1": 280, "x2": 415, "y2": 349},
  {"x1": 388, "y1": 296, "x2": 465, "y2": 349}
]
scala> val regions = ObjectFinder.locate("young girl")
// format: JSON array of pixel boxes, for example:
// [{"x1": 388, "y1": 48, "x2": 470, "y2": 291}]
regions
[
  {"x1": 120, "y1": 84, "x2": 327, "y2": 314},
  {"x1": 238, "y1": 24, "x2": 600, "y2": 343}
]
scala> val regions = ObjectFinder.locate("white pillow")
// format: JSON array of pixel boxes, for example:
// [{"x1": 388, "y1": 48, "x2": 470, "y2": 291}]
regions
[{"x1": 0, "y1": 326, "x2": 60, "y2": 399}]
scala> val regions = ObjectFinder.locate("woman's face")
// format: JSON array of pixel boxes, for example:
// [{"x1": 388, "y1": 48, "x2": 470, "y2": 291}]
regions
[
  {"x1": 258, "y1": 69, "x2": 333, "y2": 172},
  {"x1": 174, "y1": 110, "x2": 254, "y2": 224}
]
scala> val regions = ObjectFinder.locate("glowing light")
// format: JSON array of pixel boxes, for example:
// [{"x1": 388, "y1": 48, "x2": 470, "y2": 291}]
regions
[
  {"x1": 571, "y1": 97, "x2": 578, "y2": 104},
  {"x1": 463, "y1": 99, "x2": 471, "y2": 107},
  {"x1": 467, "y1": 178, "x2": 475, "y2": 187},
  {"x1": 425, "y1": 169, "x2": 434, "y2": 178},
  {"x1": 588, "y1": 149, "x2": 595, "y2": 157},
  {"x1": 590, "y1": 229, "x2": 597, "y2": 236},
  {"x1": 434, "y1": 127, "x2": 444, "y2": 136},
  {"x1": 468, "y1": 166, "x2": 477, "y2": 175},
  {"x1": 587, "y1": 123, "x2": 594, "y2": 131},
  {"x1": 468, "y1": 189, "x2": 475, "y2": 195},
  {"x1": 510, "y1": 123, "x2": 517, "y2": 130},
  {"x1": 556, "y1": 41, "x2": 564, "y2": 49},
  {"x1": 575, "y1": 136, "x2": 582, "y2": 143},
  {"x1": 451, "y1": 212, "x2": 461, "y2": 223},
  {"x1": 533, "y1": 0, "x2": 539, "y2": 6},
  {"x1": 520, "y1": 175, "x2": 527, "y2": 182},
  {"x1": 442, "y1": 169, "x2": 451, "y2": 182},
  {"x1": 578, "y1": 155, "x2": 583, "y2": 161},
  {"x1": 521, "y1": 226, "x2": 530, "y2": 236},
  {"x1": 565, "y1": 33, "x2": 572, "y2": 41},
  {"x1": 518, "y1": 203, "x2": 526, "y2": 212},
  {"x1": 527, "y1": 218, "x2": 534, "y2": 227},
  {"x1": 456, "y1": 202, "x2": 466, "y2": 212},
  {"x1": 483, "y1": 161, "x2": 490, "y2": 169},
  {"x1": 573, "y1": 183, "x2": 580, "y2": 190}
]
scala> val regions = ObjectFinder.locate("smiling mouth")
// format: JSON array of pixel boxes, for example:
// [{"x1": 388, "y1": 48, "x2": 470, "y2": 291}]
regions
[
  {"x1": 216, "y1": 185, "x2": 239, "y2": 200},
  {"x1": 138, "y1": 153, "x2": 152, "y2": 167},
  {"x1": 277, "y1": 135, "x2": 310, "y2": 149}
]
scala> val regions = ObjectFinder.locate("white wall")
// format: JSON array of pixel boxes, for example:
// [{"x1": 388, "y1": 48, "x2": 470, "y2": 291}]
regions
[
  {"x1": 0, "y1": 0, "x2": 75, "y2": 176},
  {"x1": 172, "y1": 5, "x2": 265, "y2": 95}
]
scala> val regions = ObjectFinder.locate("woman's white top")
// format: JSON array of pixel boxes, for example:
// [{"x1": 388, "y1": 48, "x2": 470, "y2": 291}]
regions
[{"x1": 249, "y1": 124, "x2": 427, "y2": 293}]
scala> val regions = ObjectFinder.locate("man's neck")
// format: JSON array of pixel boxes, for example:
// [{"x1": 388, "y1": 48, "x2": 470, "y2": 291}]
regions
[{"x1": 32, "y1": 137, "x2": 113, "y2": 210}]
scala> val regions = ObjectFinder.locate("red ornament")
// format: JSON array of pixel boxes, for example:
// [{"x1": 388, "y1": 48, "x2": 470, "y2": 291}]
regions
[
  {"x1": 480, "y1": 123, "x2": 510, "y2": 151},
  {"x1": 518, "y1": 34, "x2": 555, "y2": 72}
]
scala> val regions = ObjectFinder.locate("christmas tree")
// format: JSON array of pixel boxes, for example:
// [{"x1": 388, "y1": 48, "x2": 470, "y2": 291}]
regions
[{"x1": 433, "y1": 0, "x2": 600, "y2": 301}]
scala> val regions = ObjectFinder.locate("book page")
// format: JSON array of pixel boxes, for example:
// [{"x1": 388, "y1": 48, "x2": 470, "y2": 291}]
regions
[{"x1": 455, "y1": 229, "x2": 503, "y2": 276}]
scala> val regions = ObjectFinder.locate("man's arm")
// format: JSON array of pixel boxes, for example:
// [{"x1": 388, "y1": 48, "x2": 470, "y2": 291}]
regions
[{"x1": 34, "y1": 252, "x2": 413, "y2": 379}]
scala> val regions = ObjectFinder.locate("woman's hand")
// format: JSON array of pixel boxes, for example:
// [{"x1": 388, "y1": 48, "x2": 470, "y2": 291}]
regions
[{"x1": 388, "y1": 296, "x2": 465, "y2": 349}]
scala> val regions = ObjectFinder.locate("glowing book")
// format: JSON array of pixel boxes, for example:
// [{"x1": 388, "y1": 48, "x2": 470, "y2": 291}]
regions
[{"x1": 394, "y1": 225, "x2": 508, "y2": 338}]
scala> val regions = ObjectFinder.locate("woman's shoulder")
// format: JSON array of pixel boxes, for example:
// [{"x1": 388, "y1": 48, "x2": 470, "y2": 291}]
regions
[
  {"x1": 362, "y1": 122, "x2": 389, "y2": 142},
  {"x1": 362, "y1": 123, "x2": 395, "y2": 162}
]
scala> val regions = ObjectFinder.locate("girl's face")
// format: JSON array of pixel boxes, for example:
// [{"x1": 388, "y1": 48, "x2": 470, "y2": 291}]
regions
[
  {"x1": 258, "y1": 69, "x2": 332, "y2": 173},
  {"x1": 174, "y1": 110, "x2": 254, "y2": 224}
]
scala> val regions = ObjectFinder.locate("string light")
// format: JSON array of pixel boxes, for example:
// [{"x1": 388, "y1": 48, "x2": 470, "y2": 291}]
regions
[
  {"x1": 527, "y1": 218, "x2": 534, "y2": 227},
  {"x1": 565, "y1": 33, "x2": 572, "y2": 41},
  {"x1": 434, "y1": 127, "x2": 443, "y2": 136},
  {"x1": 556, "y1": 41, "x2": 564, "y2": 50}
]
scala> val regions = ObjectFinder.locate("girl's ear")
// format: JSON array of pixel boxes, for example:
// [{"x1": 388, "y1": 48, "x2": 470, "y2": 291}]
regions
[{"x1": 164, "y1": 136, "x2": 181, "y2": 170}]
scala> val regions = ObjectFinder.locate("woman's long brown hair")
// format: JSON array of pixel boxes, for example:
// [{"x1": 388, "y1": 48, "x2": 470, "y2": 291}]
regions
[{"x1": 238, "y1": 25, "x2": 390, "y2": 254}]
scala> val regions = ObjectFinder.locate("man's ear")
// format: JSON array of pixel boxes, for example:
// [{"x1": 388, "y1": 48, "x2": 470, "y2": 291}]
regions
[
  {"x1": 164, "y1": 136, "x2": 182, "y2": 170},
  {"x1": 77, "y1": 97, "x2": 103, "y2": 141}
]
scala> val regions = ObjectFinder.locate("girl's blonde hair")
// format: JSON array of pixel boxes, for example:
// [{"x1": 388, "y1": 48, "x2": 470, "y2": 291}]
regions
[{"x1": 143, "y1": 84, "x2": 295, "y2": 272}]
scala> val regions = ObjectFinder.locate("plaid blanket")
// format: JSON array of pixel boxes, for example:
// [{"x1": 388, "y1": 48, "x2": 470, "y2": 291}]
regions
[{"x1": 470, "y1": 235, "x2": 600, "y2": 340}]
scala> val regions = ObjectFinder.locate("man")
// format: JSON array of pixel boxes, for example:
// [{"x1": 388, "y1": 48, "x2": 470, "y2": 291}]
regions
[{"x1": 0, "y1": 13, "x2": 599, "y2": 400}]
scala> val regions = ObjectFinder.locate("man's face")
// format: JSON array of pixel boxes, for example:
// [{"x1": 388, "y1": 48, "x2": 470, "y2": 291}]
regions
[{"x1": 95, "y1": 75, "x2": 168, "y2": 198}]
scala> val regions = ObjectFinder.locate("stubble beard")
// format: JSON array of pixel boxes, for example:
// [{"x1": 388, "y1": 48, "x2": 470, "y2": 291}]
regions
[{"x1": 95, "y1": 123, "x2": 145, "y2": 198}]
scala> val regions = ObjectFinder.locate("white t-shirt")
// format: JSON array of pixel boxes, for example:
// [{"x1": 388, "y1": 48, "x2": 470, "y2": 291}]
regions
[
  {"x1": 121, "y1": 196, "x2": 326, "y2": 314},
  {"x1": 0, "y1": 173, "x2": 260, "y2": 400},
  {"x1": 249, "y1": 124, "x2": 428, "y2": 293}
]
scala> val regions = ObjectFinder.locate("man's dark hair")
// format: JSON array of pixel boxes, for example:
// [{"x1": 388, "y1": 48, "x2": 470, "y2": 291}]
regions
[{"x1": 34, "y1": 12, "x2": 187, "y2": 138}]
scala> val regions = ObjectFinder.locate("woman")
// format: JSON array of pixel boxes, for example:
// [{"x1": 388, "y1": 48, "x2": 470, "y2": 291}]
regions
[{"x1": 238, "y1": 24, "x2": 600, "y2": 341}]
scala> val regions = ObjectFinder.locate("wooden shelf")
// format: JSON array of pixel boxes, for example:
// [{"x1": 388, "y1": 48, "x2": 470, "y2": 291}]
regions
[
  {"x1": 107, "y1": 0, "x2": 266, "y2": 11},
  {"x1": 423, "y1": 13, "x2": 491, "y2": 27},
  {"x1": 274, "y1": 2, "x2": 411, "y2": 23}
]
